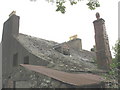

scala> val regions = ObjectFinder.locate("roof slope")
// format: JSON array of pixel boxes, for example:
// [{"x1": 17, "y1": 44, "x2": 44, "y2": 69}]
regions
[
  {"x1": 20, "y1": 64, "x2": 103, "y2": 86},
  {"x1": 16, "y1": 33, "x2": 99, "y2": 72}
]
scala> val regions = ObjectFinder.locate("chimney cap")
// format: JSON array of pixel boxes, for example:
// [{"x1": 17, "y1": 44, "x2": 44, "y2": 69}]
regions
[
  {"x1": 96, "y1": 12, "x2": 100, "y2": 20},
  {"x1": 9, "y1": 11, "x2": 16, "y2": 17}
]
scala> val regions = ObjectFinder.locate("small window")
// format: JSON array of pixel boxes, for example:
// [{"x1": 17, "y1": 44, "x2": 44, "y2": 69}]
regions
[
  {"x1": 13, "y1": 53, "x2": 18, "y2": 67},
  {"x1": 24, "y1": 56, "x2": 29, "y2": 64}
]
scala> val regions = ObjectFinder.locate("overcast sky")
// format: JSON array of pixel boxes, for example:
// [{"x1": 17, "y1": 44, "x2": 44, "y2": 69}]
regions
[{"x1": 0, "y1": 0, "x2": 119, "y2": 57}]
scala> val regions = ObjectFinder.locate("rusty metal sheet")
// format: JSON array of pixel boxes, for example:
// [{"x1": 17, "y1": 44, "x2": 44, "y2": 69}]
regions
[{"x1": 20, "y1": 64, "x2": 103, "y2": 86}]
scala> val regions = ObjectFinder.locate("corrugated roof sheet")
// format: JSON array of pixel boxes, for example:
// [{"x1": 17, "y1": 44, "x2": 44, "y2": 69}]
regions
[{"x1": 20, "y1": 64, "x2": 103, "y2": 86}]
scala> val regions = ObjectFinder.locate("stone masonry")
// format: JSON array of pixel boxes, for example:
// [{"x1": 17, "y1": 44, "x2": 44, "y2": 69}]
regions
[
  {"x1": 1, "y1": 12, "x2": 107, "y2": 88},
  {"x1": 93, "y1": 13, "x2": 112, "y2": 70}
]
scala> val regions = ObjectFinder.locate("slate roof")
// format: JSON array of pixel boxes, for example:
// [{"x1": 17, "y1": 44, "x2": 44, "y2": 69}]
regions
[{"x1": 16, "y1": 33, "x2": 102, "y2": 73}]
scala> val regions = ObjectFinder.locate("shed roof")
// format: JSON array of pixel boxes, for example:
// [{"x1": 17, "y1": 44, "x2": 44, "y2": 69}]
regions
[{"x1": 20, "y1": 64, "x2": 103, "y2": 86}]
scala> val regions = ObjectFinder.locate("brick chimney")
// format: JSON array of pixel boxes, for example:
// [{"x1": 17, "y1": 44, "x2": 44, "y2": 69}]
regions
[{"x1": 93, "y1": 12, "x2": 112, "y2": 70}]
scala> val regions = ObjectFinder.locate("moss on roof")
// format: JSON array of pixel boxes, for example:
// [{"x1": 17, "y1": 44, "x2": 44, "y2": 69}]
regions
[{"x1": 17, "y1": 33, "x2": 101, "y2": 73}]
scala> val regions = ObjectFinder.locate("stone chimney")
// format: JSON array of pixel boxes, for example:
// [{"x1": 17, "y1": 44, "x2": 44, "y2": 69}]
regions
[
  {"x1": 2, "y1": 11, "x2": 20, "y2": 42},
  {"x1": 67, "y1": 38, "x2": 82, "y2": 51},
  {"x1": 1, "y1": 12, "x2": 20, "y2": 88},
  {"x1": 93, "y1": 12, "x2": 112, "y2": 70}
]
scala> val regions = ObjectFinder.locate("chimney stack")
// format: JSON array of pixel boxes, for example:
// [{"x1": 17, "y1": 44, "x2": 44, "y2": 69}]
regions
[
  {"x1": 2, "y1": 11, "x2": 20, "y2": 41},
  {"x1": 93, "y1": 12, "x2": 112, "y2": 70}
]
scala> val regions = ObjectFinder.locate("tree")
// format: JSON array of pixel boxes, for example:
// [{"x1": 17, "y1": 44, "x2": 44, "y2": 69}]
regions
[
  {"x1": 30, "y1": 0, "x2": 100, "y2": 14},
  {"x1": 113, "y1": 40, "x2": 120, "y2": 63},
  {"x1": 113, "y1": 40, "x2": 120, "y2": 88},
  {"x1": 104, "y1": 40, "x2": 120, "y2": 88}
]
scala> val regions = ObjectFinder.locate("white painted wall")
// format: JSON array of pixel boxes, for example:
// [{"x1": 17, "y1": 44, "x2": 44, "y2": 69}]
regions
[{"x1": 0, "y1": 43, "x2": 2, "y2": 89}]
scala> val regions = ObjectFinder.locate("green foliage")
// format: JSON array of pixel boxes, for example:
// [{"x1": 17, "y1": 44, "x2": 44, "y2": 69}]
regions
[
  {"x1": 55, "y1": 0, "x2": 100, "y2": 13},
  {"x1": 30, "y1": 0, "x2": 100, "y2": 14},
  {"x1": 86, "y1": 0, "x2": 100, "y2": 10},
  {"x1": 104, "y1": 62, "x2": 119, "y2": 88},
  {"x1": 103, "y1": 40, "x2": 120, "y2": 88},
  {"x1": 113, "y1": 40, "x2": 120, "y2": 62},
  {"x1": 56, "y1": 1, "x2": 66, "y2": 14},
  {"x1": 70, "y1": 1, "x2": 77, "y2": 5}
]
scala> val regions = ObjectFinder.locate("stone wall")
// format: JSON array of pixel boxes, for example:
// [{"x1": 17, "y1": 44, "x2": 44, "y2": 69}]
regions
[
  {"x1": 2, "y1": 36, "x2": 50, "y2": 88},
  {"x1": 9, "y1": 65, "x2": 104, "y2": 88},
  {"x1": 2, "y1": 14, "x2": 49, "y2": 88},
  {"x1": 1, "y1": 13, "x2": 104, "y2": 88},
  {"x1": 9, "y1": 65, "x2": 74, "y2": 88}
]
